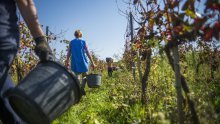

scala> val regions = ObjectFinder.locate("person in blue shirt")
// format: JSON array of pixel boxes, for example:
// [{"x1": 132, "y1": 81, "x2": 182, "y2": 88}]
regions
[
  {"x1": 65, "y1": 30, "x2": 95, "y2": 94},
  {"x1": 0, "y1": 0, "x2": 52, "y2": 123}
]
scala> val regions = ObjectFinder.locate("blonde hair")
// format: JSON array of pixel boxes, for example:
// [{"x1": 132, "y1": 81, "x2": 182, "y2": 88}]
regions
[{"x1": 74, "y1": 30, "x2": 82, "y2": 38}]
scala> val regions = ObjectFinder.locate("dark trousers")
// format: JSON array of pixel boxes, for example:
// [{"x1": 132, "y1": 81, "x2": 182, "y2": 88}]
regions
[
  {"x1": 0, "y1": 50, "x2": 23, "y2": 124},
  {"x1": 108, "y1": 67, "x2": 113, "y2": 77}
]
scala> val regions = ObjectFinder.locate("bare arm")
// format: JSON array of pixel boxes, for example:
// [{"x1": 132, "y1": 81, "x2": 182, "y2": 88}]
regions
[
  {"x1": 65, "y1": 47, "x2": 71, "y2": 67},
  {"x1": 15, "y1": 0, "x2": 52, "y2": 62},
  {"x1": 15, "y1": 0, "x2": 44, "y2": 38},
  {"x1": 84, "y1": 44, "x2": 95, "y2": 67}
]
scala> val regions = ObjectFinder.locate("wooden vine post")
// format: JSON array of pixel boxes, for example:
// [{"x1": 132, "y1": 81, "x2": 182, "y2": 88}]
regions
[
  {"x1": 172, "y1": 43, "x2": 184, "y2": 124},
  {"x1": 141, "y1": 48, "x2": 151, "y2": 104}
]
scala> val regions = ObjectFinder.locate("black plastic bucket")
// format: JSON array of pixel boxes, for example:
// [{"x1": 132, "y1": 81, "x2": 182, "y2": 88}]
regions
[
  {"x1": 7, "y1": 61, "x2": 82, "y2": 124},
  {"x1": 106, "y1": 57, "x2": 113, "y2": 63},
  {"x1": 86, "y1": 74, "x2": 101, "y2": 88}
]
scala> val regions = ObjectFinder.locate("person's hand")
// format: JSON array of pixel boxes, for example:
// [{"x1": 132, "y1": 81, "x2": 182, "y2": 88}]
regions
[
  {"x1": 91, "y1": 63, "x2": 96, "y2": 71},
  {"x1": 34, "y1": 36, "x2": 53, "y2": 62}
]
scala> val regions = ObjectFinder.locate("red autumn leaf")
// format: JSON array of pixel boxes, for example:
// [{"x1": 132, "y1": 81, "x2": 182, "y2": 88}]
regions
[
  {"x1": 166, "y1": 30, "x2": 171, "y2": 35},
  {"x1": 161, "y1": 31, "x2": 165, "y2": 36},
  {"x1": 204, "y1": 29, "x2": 213, "y2": 41},
  {"x1": 200, "y1": 25, "x2": 206, "y2": 31},
  {"x1": 135, "y1": 41, "x2": 141, "y2": 49},
  {"x1": 194, "y1": 18, "x2": 203, "y2": 23},
  {"x1": 214, "y1": 21, "x2": 220, "y2": 28},
  {"x1": 208, "y1": 3, "x2": 220, "y2": 10},
  {"x1": 173, "y1": 25, "x2": 183, "y2": 34}
]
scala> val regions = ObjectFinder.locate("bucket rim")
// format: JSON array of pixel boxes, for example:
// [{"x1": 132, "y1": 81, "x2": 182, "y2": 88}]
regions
[{"x1": 86, "y1": 73, "x2": 102, "y2": 76}]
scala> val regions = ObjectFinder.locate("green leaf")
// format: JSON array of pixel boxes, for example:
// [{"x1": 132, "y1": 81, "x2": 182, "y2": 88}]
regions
[
  {"x1": 183, "y1": 25, "x2": 193, "y2": 32},
  {"x1": 185, "y1": 9, "x2": 196, "y2": 18}
]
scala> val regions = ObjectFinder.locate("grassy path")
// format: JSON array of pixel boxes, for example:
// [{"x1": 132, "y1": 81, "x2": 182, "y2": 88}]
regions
[{"x1": 54, "y1": 71, "x2": 134, "y2": 124}]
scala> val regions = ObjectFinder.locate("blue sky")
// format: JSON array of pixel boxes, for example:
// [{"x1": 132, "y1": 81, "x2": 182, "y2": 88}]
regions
[{"x1": 34, "y1": 0, "x2": 128, "y2": 60}]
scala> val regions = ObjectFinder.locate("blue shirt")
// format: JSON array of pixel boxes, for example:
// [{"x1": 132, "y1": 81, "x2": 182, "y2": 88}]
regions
[
  {"x1": 0, "y1": 0, "x2": 19, "y2": 50},
  {"x1": 70, "y1": 38, "x2": 89, "y2": 73}
]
